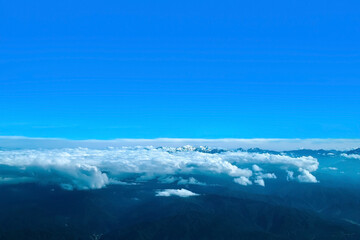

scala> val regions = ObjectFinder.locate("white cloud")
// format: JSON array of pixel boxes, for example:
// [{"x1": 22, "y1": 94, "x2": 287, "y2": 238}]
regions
[
  {"x1": 297, "y1": 168, "x2": 318, "y2": 183},
  {"x1": 108, "y1": 179, "x2": 138, "y2": 185},
  {"x1": 158, "y1": 176, "x2": 178, "y2": 184},
  {"x1": 254, "y1": 179, "x2": 265, "y2": 186},
  {"x1": 341, "y1": 153, "x2": 360, "y2": 159},
  {"x1": 234, "y1": 176, "x2": 252, "y2": 186},
  {"x1": 287, "y1": 171, "x2": 294, "y2": 181},
  {"x1": 177, "y1": 177, "x2": 206, "y2": 186},
  {"x1": 0, "y1": 145, "x2": 320, "y2": 190},
  {"x1": 155, "y1": 188, "x2": 199, "y2": 197},
  {"x1": 326, "y1": 167, "x2": 338, "y2": 171},
  {"x1": 222, "y1": 151, "x2": 318, "y2": 172},
  {"x1": 253, "y1": 172, "x2": 276, "y2": 187},
  {"x1": 260, "y1": 173, "x2": 277, "y2": 179},
  {"x1": 252, "y1": 164, "x2": 262, "y2": 172},
  {"x1": 286, "y1": 169, "x2": 317, "y2": 183}
]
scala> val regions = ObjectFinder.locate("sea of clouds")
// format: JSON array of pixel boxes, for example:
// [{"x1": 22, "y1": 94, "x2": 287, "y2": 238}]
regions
[{"x1": 0, "y1": 145, "x2": 320, "y2": 190}]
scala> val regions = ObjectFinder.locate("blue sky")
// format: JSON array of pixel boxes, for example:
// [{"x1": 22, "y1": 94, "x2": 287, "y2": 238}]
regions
[{"x1": 0, "y1": 0, "x2": 360, "y2": 139}]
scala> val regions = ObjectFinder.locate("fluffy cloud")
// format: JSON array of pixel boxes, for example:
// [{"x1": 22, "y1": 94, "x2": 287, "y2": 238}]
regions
[
  {"x1": 0, "y1": 146, "x2": 320, "y2": 190},
  {"x1": 234, "y1": 176, "x2": 252, "y2": 186},
  {"x1": 155, "y1": 188, "x2": 199, "y2": 197},
  {"x1": 297, "y1": 168, "x2": 318, "y2": 183},
  {"x1": 254, "y1": 172, "x2": 277, "y2": 187},
  {"x1": 222, "y1": 151, "x2": 318, "y2": 172},
  {"x1": 286, "y1": 169, "x2": 317, "y2": 183},
  {"x1": 252, "y1": 165, "x2": 263, "y2": 172},
  {"x1": 254, "y1": 179, "x2": 265, "y2": 187}
]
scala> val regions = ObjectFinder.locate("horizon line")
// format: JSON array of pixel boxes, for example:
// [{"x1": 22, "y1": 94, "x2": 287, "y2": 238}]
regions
[
  {"x1": 2, "y1": 135, "x2": 360, "y2": 141},
  {"x1": 1, "y1": 136, "x2": 360, "y2": 151}
]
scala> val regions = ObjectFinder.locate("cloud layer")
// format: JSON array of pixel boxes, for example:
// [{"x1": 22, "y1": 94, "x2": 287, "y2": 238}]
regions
[{"x1": 0, "y1": 146, "x2": 322, "y2": 190}]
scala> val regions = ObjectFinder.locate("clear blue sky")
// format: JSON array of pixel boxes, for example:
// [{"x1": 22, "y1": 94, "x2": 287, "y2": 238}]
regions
[{"x1": 0, "y1": 0, "x2": 359, "y2": 139}]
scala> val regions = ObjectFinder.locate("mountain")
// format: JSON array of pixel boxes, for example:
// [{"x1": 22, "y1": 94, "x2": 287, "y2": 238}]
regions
[{"x1": 104, "y1": 195, "x2": 360, "y2": 240}]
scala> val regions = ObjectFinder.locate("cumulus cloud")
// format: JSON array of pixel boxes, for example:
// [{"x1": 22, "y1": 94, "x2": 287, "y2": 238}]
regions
[
  {"x1": 252, "y1": 165, "x2": 263, "y2": 172},
  {"x1": 297, "y1": 168, "x2": 318, "y2": 183},
  {"x1": 254, "y1": 172, "x2": 277, "y2": 187},
  {"x1": 234, "y1": 176, "x2": 252, "y2": 186},
  {"x1": 0, "y1": 146, "x2": 320, "y2": 190},
  {"x1": 222, "y1": 151, "x2": 318, "y2": 172},
  {"x1": 155, "y1": 188, "x2": 199, "y2": 197},
  {"x1": 286, "y1": 169, "x2": 317, "y2": 183},
  {"x1": 254, "y1": 179, "x2": 265, "y2": 187},
  {"x1": 260, "y1": 173, "x2": 277, "y2": 179}
]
